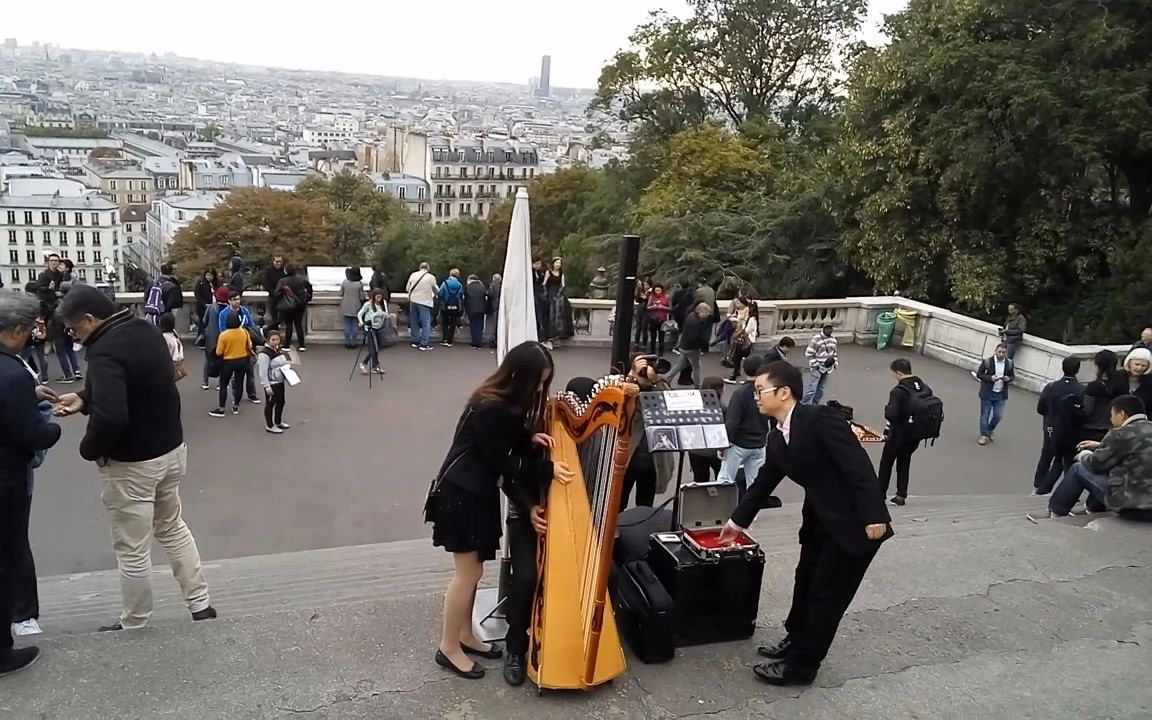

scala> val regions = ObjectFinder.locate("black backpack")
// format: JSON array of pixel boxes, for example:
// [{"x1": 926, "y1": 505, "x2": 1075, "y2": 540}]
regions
[{"x1": 904, "y1": 385, "x2": 944, "y2": 444}]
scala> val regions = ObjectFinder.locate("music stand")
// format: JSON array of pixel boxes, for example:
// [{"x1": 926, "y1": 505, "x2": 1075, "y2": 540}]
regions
[{"x1": 639, "y1": 389, "x2": 729, "y2": 531}]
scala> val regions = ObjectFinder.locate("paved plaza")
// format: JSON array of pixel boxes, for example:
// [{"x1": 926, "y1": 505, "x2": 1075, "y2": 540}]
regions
[
  {"x1": 34, "y1": 342, "x2": 1041, "y2": 575},
  {"x1": 9, "y1": 340, "x2": 1150, "y2": 719}
]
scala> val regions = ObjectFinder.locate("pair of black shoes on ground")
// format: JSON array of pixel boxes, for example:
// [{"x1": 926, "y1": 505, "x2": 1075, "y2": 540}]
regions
[
  {"x1": 434, "y1": 643, "x2": 527, "y2": 686},
  {"x1": 98, "y1": 605, "x2": 218, "y2": 633},
  {"x1": 753, "y1": 636, "x2": 818, "y2": 686}
]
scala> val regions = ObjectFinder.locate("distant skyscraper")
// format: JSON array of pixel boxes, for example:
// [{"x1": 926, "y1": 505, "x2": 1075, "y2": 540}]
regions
[{"x1": 537, "y1": 55, "x2": 551, "y2": 97}]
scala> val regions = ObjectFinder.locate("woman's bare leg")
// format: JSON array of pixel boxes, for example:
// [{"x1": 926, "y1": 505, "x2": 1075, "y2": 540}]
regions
[
  {"x1": 459, "y1": 582, "x2": 493, "y2": 652},
  {"x1": 439, "y1": 552, "x2": 483, "y2": 669}
]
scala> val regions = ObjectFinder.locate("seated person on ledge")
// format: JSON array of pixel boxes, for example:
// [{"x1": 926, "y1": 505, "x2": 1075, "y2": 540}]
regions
[{"x1": 1029, "y1": 394, "x2": 1152, "y2": 522}]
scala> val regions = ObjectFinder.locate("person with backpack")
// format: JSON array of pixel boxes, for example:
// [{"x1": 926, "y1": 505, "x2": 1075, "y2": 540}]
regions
[
  {"x1": 1033, "y1": 356, "x2": 1085, "y2": 495},
  {"x1": 437, "y1": 269, "x2": 465, "y2": 347},
  {"x1": 879, "y1": 358, "x2": 942, "y2": 505},
  {"x1": 272, "y1": 265, "x2": 312, "y2": 352}
]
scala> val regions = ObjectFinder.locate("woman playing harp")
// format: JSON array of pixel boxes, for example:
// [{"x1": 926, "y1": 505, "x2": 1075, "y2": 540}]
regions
[{"x1": 423, "y1": 341, "x2": 574, "y2": 680}]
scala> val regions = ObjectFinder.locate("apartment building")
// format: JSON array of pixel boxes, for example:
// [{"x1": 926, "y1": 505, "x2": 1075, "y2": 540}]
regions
[
  {"x1": 1, "y1": 181, "x2": 123, "y2": 288},
  {"x1": 145, "y1": 192, "x2": 226, "y2": 262},
  {"x1": 416, "y1": 136, "x2": 540, "y2": 224},
  {"x1": 84, "y1": 159, "x2": 155, "y2": 207},
  {"x1": 372, "y1": 172, "x2": 430, "y2": 218}
]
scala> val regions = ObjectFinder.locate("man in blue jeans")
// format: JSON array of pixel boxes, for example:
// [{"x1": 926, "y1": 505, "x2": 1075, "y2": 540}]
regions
[
  {"x1": 1029, "y1": 394, "x2": 1152, "y2": 521},
  {"x1": 719, "y1": 357, "x2": 770, "y2": 489},
  {"x1": 975, "y1": 343, "x2": 1014, "y2": 445}
]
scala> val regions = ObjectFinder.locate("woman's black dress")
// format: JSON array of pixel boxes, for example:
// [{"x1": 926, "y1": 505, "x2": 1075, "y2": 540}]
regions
[{"x1": 425, "y1": 400, "x2": 552, "y2": 561}]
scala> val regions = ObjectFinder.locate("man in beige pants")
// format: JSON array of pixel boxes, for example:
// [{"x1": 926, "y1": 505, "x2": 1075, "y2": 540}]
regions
[{"x1": 53, "y1": 285, "x2": 217, "y2": 631}]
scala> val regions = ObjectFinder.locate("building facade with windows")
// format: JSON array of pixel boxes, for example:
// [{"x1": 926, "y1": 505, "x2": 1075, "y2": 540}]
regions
[
  {"x1": 419, "y1": 137, "x2": 540, "y2": 224},
  {"x1": 145, "y1": 192, "x2": 226, "y2": 266},
  {"x1": 83, "y1": 159, "x2": 156, "y2": 207},
  {"x1": 0, "y1": 192, "x2": 123, "y2": 289},
  {"x1": 372, "y1": 172, "x2": 430, "y2": 218}
]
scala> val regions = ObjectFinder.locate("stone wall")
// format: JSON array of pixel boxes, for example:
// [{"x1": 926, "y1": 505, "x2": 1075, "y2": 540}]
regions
[{"x1": 116, "y1": 292, "x2": 1130, "y2": 392}]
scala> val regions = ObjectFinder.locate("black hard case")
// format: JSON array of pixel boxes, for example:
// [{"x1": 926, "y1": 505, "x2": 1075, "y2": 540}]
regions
[
  {"x1": 647, "y1": 482, "x2": 766, "y2": 647},
  {"x1": 610, "y1": 559, "x2": 677, "y2": 664}
]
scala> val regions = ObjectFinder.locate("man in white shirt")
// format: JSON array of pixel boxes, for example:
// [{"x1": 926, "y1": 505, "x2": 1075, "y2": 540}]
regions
[
  {"x1": 975, "y1": 343, "x2": 1015, "y2": 445},
  {"x1": 405, "y1": 263, "x2": 439, "y2": 351}
]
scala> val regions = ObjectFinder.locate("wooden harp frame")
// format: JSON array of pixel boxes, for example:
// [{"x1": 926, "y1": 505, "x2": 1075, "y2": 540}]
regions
[{"x1": 527, "y1": 379, "x2": 638, "y2": 691}]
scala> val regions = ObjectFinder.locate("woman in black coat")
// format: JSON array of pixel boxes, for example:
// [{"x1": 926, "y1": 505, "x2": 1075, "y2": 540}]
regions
[{"x1": 424, "y1": 341, "x2": 573, "y2": 679}]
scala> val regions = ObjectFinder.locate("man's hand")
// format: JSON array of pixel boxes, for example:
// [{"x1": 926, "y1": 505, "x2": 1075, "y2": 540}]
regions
[
  {"x1": 52, "y1": 392, "x2": 84, "y2": 417},
  {"x1": 865, "y1": 523, "x2": 888, "y2": 541},
  {"x1": 1077, "y1": 440, "x2": 1101, "y2": 451},
  {"x1": 530, "y1": 505, "x2": 547, "y2": 535},
  {"x1": 35, "y1": 385, "x2": 59, "y2": 403},
  {"x1": 718, "y1": 520, "x2": 743, "y2": 546},
  {"x1": 532, "y1": 433, "x2": 555, "y2": 449}
]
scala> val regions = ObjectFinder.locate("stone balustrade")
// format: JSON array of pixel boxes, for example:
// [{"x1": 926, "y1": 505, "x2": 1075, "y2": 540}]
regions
[{"x1": 111, "y1": 291, "x2": 1131, "y2": 393}]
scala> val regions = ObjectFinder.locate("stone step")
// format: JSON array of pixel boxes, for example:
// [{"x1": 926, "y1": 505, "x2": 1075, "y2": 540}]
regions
[{"x1": 34, "y1": 493, "x2": 1048, "y2": 636}]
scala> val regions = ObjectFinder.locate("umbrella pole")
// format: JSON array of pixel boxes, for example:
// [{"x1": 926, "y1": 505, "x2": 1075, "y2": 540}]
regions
[{"x1": 611, "y1": 235, "x2": 641, "y2": 374}]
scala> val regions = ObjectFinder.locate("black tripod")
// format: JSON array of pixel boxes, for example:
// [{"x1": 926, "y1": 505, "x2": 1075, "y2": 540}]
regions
[{"x1": 347, "y1": 327, "x2": 382, "y2": 388}]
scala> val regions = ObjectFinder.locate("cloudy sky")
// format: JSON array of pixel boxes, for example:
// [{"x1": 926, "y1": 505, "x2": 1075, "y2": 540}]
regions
[{"x1": 3, "y1": 0, "x2": 909, "y2": 88}]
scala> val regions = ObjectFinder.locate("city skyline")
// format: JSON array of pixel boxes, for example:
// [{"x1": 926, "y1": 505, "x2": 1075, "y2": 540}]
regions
[{"x1": 3, "y1": 0, "x2": 908, "y2": 89}]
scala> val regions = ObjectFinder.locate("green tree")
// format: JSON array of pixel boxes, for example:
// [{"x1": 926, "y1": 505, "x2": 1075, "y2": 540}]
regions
[
  {"x1": 594, "y1": 0, "x2": 866, "y2": 129},
  {"x1": 197, "y1": 124, "x2": 221, "y2": 142},
  {"x1": 835, "y1": 0, "x2": 1152, "y2": 326},
  {"x1": 297, "y1": 171, "x2": 410, "y2": 266},
  {"x1": 167, "y1": 188, "x2": 331, "y2": 281}
]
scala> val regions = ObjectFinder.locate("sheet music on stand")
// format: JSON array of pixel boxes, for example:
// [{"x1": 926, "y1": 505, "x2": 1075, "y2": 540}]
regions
[{"x1": 639, "y1": 389, "x2": 729, "y2": 452}]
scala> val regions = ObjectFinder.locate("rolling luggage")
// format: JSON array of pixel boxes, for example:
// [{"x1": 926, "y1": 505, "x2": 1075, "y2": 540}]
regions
[{"x1": 610, "y1": 559, "x2": 676, "y2": 664}]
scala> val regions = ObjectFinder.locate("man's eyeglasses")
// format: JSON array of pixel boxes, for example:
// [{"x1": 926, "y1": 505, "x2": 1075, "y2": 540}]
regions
[{"x1": 753, "y1": 386, "x2": 783, "y2": 399}]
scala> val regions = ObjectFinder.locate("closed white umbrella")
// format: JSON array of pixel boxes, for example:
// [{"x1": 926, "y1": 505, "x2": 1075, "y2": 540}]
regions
[
  {"x1": 496, "y1": 187, "x2": 538, "y2": 363},
  {"x1": 474, "y1": 186, "x2": 537, "y2": 641}
]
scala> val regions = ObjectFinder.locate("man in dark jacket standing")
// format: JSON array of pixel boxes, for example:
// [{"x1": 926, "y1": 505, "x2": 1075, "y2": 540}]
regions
[
  {"x1": 975, "y1": 343, "x2": 1015, "y2": 445},
  {"x1": 718, "y1": 356, "x2": 770, "y2": 489},
  {"x1": 51, "y1": 286, "x2": 217, "y2": 632},
  {"x1": 0, "y1": 290, "x2": 62, "y2": 677},
  {"x1": 464, "y1": 274, "x2": 489, "y2": 349},
  {"x1": 878, "y1": 358, "x2": 931, "y2": 505},
  {"x1": 720, "y1": 361, "x2": 892, "y2": 686},
  {"x1": 1033, "y1": 356, "x2": 1085, "y2": 495},
  {"x1": 664, "y1": 302, "x2": 712, "y2": 387},
  {"x1": 261, "y1": 254, "x2": 287, "y2": 329}
]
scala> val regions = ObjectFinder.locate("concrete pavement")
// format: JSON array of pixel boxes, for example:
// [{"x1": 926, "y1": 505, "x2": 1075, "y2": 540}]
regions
[
  {"x1": 4, "y1": 496, "x2": 1150, "y2": 719},
  {"x1": 31, "y1": 343, "x2": 1044, "y2": 575}
]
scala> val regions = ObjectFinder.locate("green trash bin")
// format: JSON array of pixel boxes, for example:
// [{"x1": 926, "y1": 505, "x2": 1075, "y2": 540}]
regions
[{"x1": 876, "y1": 312, "x2": 897, "y2": 350}]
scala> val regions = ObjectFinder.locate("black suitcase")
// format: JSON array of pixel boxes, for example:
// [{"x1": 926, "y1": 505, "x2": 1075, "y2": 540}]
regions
[
  {"x1": 610, "y1": 559, "x2": 676, "y2": 664},
  {"x1": 647, "y1": 482, "x2": 765, "y2": 647},
  {"x1": 614, "y1": 506, "x2": 674, "y2": 565}
]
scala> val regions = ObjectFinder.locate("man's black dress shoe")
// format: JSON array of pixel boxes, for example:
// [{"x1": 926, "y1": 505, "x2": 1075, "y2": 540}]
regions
[
  {"x1": 503, "y1": 653, "x2": 526, "y2": 686},
  {"x1": 0, "y1": 647, "x2": 41, "y2": 677},
  {"x1": 461, "y1": 641, "x2": 502, "y2": 659},
  {"x1": 756, "y1": 636, "x2": 793, "y2": 660},
  {"x1": 435, "y1": 649, "x2": 485, "y2": 679},
  {"x1": 752, "y1": 659, "x2": 816, "y2": 686}
]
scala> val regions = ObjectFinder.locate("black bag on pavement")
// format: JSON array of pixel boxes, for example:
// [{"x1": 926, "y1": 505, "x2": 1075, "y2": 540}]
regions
[{"x1": 610, "y1": 559, "x2": 676, "y2": 664}]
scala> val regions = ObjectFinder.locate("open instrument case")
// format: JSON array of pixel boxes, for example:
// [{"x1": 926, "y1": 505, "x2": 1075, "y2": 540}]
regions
[{"x1": 647, "y1": 482, "x2": 765, "y2": 647}]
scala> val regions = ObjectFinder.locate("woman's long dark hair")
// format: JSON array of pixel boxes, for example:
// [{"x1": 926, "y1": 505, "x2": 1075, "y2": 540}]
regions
[
  {"x1": 471, "y1": 341, "x2": 554, "y2": 427},
  {"x1": 370, "y1": 289, "x2": 386, "y2": 310},
  {"x1": 1094, "y1": 349, "x2": 1117, "y2": 384}
]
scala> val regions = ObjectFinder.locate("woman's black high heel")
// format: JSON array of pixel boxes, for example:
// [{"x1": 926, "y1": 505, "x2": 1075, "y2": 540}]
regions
[
  {"x1": 461, "y1": 642, "x2": 503, "y2": 660},
  {"x1": 435, "y1": 649, "x2": 485, "y2": 679}
]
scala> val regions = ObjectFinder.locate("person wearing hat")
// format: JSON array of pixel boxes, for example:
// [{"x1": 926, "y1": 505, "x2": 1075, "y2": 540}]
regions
[{"x1": 200, "y1": 287, "x2": 231, "y2": 390}]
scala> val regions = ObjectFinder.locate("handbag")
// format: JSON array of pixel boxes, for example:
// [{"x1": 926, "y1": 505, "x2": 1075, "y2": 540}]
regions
[
  {"x1": 424, "y1": 406, "x2": 475, "y2": 521},
  {"x1": 174, "y1": 360, "x2": 188, "y2": 382}
]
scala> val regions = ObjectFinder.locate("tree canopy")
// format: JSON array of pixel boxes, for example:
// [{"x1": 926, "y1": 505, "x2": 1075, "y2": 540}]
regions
[{"x1": 163, "y1": 0, "x2": 1152, "y2": 341}]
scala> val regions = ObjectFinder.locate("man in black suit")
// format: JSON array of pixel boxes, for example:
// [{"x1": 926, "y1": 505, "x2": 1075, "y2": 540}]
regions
[{"x1": 719, "y1": 361, "x2": 893, "y2": 686}]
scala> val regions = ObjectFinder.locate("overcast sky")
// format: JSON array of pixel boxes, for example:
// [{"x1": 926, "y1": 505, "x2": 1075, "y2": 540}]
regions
[{"x1": 3, "y1": 0, "x2": 909, "y2": 88}]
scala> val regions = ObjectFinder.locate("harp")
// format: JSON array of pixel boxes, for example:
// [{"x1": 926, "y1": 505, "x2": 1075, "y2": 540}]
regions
[{"x1": 527, "y1": 376, "x2": 639, "y2": 691}]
